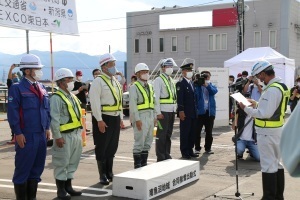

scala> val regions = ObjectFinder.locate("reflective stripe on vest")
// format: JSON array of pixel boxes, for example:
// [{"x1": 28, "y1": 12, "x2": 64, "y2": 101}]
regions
[
  {"x1": 255, "y1": 82, "x2": 289, "y2": 128},
  {"x1": 159, "y1": 74, "x2": 176, "y2": 104},
  {"x1": 134, "y1": 81, "x2": 154, "y2": 110},
  {"x1": 54, "y1": 90, "x2": 83, "y2": 133},
  {"x1": 99, "y1": 75, "x2": 122, "y2": 112}
]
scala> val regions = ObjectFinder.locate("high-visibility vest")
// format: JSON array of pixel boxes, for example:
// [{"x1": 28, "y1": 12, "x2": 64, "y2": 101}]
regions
[
  {"x1": 134, "y1": 81, "x2": 154, "y2": 110},
  {"x1": 54, "y1": 90, "x2": 83, "y2": 133},
  {"x1": 255, "y1": 82, "x2": 289, "y2": 128},
  {"x1": 99, "y1": 75, "x2": 122, "y2": 112},
  {"x1": 159, "y1": 74, "x2": 176, "y2": 104}
]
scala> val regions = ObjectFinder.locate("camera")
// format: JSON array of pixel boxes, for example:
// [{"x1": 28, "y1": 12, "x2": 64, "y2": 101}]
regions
[
  {"x1": 228, "y1": 78, "x2": 248, "y2": 92},
  {"x1": 194, "y1": 73, "x2": 208, "y2": 86},
  {"x1": 14, "y1": 64, "x2": 20, "y2": 67}
]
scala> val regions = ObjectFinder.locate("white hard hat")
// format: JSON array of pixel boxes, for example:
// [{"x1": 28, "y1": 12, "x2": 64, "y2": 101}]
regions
[
  {"x1": 54, "y1": 68, "x2": 74, "y2": 81},
  {"x1": 19, "y1": 54, "x2": 44, "y2": 69},
  {"x1": 99, "y1": 53, "x2": 116, "y2": 66},
  {"x1": 135, "y1": 63, "x2": 149, "y2": 74},
  {"x1": 161, "y1": 58, "x2": 177, "y2": 67},
  {"x1": 251, "y1": 60, "x2": 273, "y2": 76}
]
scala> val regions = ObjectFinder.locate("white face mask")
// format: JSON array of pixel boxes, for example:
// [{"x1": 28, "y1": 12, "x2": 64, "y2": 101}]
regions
[
  {"x1": 205, "y1": 80, "x2": 210, "y2": 84},
  {"x1": 229, "y1": 80, "x2": 233, "y2": 84},
  {"x1": 33, "y1": 69, "x2": 43, "y2": 81},
  {"x1": 186, "y1": 72, "x2": 193, "y2": 79},
  {"x1": 66, "y1": 81, "x2": 74, "y2": 92},
  {"x1": 242, "y1": 77, "x2": 247, "y2": 80},
  {"x1": 141, "y1": 73, "x2": 149, "y2": 81},
  {"x1": 165, "y1": 68, "x2": 173, "y2": 76},
  {"x1": 77, "y1": 76, "x2": 82, "y2": 81},
  {"x1": 297, "y1": 82, "x2": 300, "y2": 87}
]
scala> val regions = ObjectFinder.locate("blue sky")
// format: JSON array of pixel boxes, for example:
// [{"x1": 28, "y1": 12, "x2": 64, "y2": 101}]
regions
[{"x1": 0, "y1": 0, "x2": 234, "y2": 56}]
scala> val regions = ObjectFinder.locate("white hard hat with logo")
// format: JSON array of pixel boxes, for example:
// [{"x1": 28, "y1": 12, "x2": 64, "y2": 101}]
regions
[
  {"x1": 19, "y1": 54, "x2": 44, "y2": 69},
  {"x1": 54, "y1": 68, "x2": 74, "y2": 81},
  {"x1": 161, "y1": 58, "x2": 177, "y2": 67},
  {"x1": 99, "y1": 53, "x2": 117, "y2": 66},
  {"x1": 251, "y1": 60, "x2": 273, "y2": 76},
  {"x1": 135, "y1": 63, "x2": 149, "y2": 74}
]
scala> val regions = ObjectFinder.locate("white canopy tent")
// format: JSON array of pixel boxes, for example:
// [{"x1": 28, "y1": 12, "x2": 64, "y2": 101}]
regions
[{"x1": 224, "y1": 47, "x2": 295, "y2": 88}]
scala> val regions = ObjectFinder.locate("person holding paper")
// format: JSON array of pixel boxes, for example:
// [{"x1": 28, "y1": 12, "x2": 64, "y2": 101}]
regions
[{"x1": 239, "y1": 60, "x2": 289, "y2": 200}]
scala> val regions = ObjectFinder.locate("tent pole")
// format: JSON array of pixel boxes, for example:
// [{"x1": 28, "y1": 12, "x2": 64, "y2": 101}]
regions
[
  {"x1": 26, "y1": 30, "x2": 29, "y2": 54},
  {"x1": 50, "y1": 33, "x2": 54, "y2": 92}
]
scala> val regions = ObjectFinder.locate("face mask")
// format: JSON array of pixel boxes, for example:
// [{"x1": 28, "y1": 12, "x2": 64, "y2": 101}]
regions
[
  {"x1": 205, "y1": 80, "x2": 210, "y2": 84},
  {"x1": 297, "y1": 82, "x2": 300, "y2": 87},
  {"x1": 186, "y1": 72, "x2": 193, "y2": 79},
  {"x1": 165, "y1": 68, "x2": 173, "y2": 76},
  {"x1": 107, "y1": 66, "x2": 117, "y2": 75},
  {"x1": 77, "y1": 76, "x2": 82, "y2": 81},
  {"x1": 13, "y1": 78, "x2": 19, "y2": 83},
  {"x1": 229, "y1": 80, "x2": 233, "y2": 84},
  {"x1": 66, "y1": 81, "x2": 74, "y2": 92},
  {"x1": 33, "y1": 69, "x2": 43, "y2": 81},
  {"x1": 141, "y1": 73, "x2": 149, "y2": 81},
  {"x1": 242, "y1": 77, "x2": 247, "y2": 80}
]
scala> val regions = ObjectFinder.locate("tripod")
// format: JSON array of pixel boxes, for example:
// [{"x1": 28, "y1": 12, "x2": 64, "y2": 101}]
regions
[{"x1": 214, "y1": 97, "x2": 254, "y2": 199}]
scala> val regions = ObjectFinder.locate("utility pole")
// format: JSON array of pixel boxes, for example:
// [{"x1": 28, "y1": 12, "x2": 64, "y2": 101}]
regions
[{"x1": 237, "y1": 0, "x2": 245, "y2": 54}]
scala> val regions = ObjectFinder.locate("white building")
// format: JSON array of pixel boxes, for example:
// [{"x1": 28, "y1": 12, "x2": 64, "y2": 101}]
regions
[{"x1": 126, "y1": 0, "x2": 300, "y2": 79}]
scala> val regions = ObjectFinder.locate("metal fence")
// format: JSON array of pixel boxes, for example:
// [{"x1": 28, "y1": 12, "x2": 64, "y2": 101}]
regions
[{"x1": 0, "y1": 86, "x2": 8, "y2": 112}]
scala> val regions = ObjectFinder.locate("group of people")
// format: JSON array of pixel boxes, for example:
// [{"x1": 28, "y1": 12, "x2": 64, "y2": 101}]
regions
[
  {"x1": 6, "y1": 52, "x2": 293, "y2": 200},
  {"x1": 127, "y1": 58, "x2": 219, "y2": 168}
]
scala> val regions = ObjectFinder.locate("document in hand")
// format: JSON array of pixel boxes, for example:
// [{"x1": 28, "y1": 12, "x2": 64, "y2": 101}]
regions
[{"x1": 230, "y1": 92, "x2": 251, "y2": 107}]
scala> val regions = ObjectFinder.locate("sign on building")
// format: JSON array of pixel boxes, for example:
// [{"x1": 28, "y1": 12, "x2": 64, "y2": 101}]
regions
[{"x1": 0, "y1": 0, "x2": 78, "y2": 35}]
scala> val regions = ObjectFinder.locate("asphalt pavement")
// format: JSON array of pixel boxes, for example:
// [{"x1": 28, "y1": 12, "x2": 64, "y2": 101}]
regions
[{"x1": 0, "y1": 111, "x2": 300, "y2": 200}]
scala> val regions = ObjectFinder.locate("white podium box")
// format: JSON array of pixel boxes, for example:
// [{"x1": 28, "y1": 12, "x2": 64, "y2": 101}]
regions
[{"x1": 112, "y1": 159, "x2": 200, "y2": 200}]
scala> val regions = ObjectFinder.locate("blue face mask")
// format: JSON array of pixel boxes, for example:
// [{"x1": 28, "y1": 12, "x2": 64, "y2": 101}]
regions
[
  {"x1": 13, "y1": 78, "x2": 19, "y2": 83},
  {"x1": 107, "y1": 66, "x2": 117, "y2": 75}
]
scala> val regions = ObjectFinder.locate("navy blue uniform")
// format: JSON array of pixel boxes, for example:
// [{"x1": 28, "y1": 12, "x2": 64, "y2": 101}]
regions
[
  {"x1": 176, "y1": 78, "x2": 197, "y2": 157},
  {"x1": 7, "y1": 78, "x2": 50, "y2": 184}
]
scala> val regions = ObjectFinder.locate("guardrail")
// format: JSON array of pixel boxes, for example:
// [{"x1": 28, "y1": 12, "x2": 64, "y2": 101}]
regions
[{"x1": 0, "y1": 87, "x2": 8, "y2": 112}]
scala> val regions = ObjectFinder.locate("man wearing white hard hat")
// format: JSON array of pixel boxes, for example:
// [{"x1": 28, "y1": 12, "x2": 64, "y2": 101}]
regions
[
  {"x1": 50, "y1": 68, "x2": 83, "y2": 199},
  {"x1": 239, "y1": 60, "x2": 289, "y2": 200},
  {"x1": 129, "y1": 63, "x2": 155, "y2": 168},
  {"x1": 153, "y1": 58, "x2": 177, "y2": 162},
  {"x1": 90, "y1": 53, "x2": 124, "y2": 185},
  {"x1": 7, "y1": 54, "x2": 51, "y2": 200}
]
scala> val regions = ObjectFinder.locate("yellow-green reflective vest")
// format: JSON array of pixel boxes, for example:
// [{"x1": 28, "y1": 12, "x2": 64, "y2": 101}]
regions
[
  {"x1": 99, "y1": 75, "x2": 122, "y2": 112},
  {"x1": 134, "y1": 81, "x2": 154, "y2": 110},
  {"x1": 255, "y1": 82, "x2": 289, "y2": 128},
  {"x1": 159, "y1": 74, "x2": 176, "y2": 104},
  {"x1": 54, "y1": 90, "x2": 83, "y2": 133}
]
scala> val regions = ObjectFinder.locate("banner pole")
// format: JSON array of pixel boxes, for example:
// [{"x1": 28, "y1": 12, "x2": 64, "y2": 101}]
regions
[
  {"x1": 26, "y1": 30, "x2": 29, "y2": 54},
  {"x1": 50, "y1": 32, "x2": 54, "y2": 92}
]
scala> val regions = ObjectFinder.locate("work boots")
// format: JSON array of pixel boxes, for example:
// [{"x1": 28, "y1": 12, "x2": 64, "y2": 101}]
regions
[
  {"x1": 55, "y1": 179, "x2": 71, "y2": 200},
  {"x1": 106, "y1": 157, "x2": 114, "y2": 182},
  {"x1": 14, "y1": 182, "x2": 27, "y2": 200},
  {"x1": 65, "y1": 179, "x2": 82, "y2": 196},
  {"x1": 261, "y1": 172, "x2": 277, "y2": 200},
  {"x1": 276, "y1": 169, "x2": 285, "y2": 200},
  {"x1": 133, "y1": 153, "x2": 142, "y2": 169},
  {"x1": 97, "y1": 160, "x2": 109, "y2": 185},
  {"x1": 141, "y1": 151, "x2": 149, "y2": 167},
  {"x1": 27, "y1": 179, "x2": 38, "y2": 200}
]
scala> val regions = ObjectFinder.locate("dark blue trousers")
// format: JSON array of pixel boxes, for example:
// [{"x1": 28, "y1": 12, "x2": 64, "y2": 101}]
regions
[
  {"x1": 180, "y1": 117, "x2": 197, "y2": 157},
  {"x1": 13, "y1": 132, "x2": 47, "y2": 184}
]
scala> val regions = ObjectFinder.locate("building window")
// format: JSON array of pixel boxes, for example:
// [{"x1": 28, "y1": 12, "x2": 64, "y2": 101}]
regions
[
  {"x1": 134, "y1": 39, "x2": 139, "y2": 53},
  {"x1": 171, "y1": 36, "x2": 177, "y2": 52},
  {"x1": 254, "y1": 31, "x2": 261, "y2": 47},
  {"x1": 159, "y1": 38, "x2": 164, "y2": 52},
  {"x1": 184, "y1": 36, "x2": 190, "y2": 52},
  {"x1": 147, "y1": 38, "x2": 152, "y2": 53},
  {"x1": 269, "y1": 30, "x2": 277, "y2": 48},
  {"x1": 208, "y1": 33, "x2": 227, "y2": 51}
]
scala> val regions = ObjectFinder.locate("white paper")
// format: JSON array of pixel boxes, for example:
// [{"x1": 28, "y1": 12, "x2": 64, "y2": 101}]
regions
[{"x1": 230, "y1": 92, "x2": 251, "y2": 106}]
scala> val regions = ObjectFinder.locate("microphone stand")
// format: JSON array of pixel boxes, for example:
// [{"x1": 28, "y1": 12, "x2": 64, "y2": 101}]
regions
[{"x1": 214, "y1": 91, "x2": 254, "y2": 200}]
